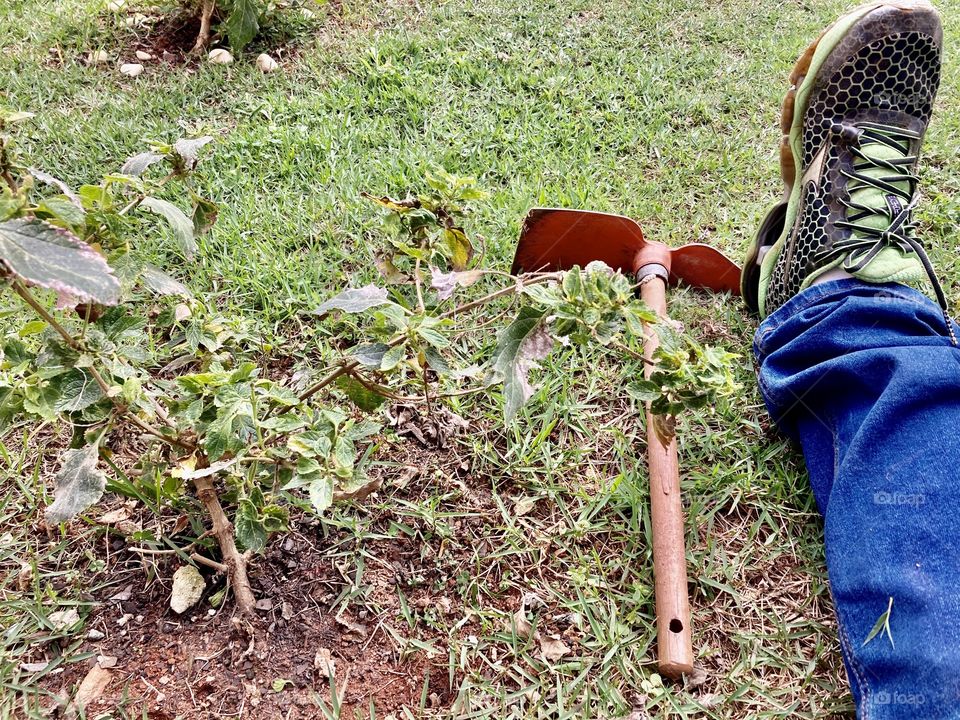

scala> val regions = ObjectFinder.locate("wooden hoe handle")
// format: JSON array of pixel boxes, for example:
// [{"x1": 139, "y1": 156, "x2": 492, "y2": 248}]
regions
[{"x1": 640, "y1": 276, "x2": 694, "y2": 679}]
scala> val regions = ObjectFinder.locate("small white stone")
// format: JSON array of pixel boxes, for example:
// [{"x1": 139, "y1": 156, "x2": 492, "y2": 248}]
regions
[
  {"x1": 86, "y1": 629, "x2": 105, "y2": 640},
  {"x1": 256, "y1": 54, "x2": 278, "y2": 73},
  {"x1": 107, "y1": 0, "x2": 126, "y2": 12},
  {"x1": 120, "y1": 63, "x2": 144, "y2": 77},
  {"x1": 208, "y1": 48, "x2": 234, "y2": 65},
  {"x1": 170, "y1": 566, "x2": 205, "y2": 614},
  {"x1": 135, "y1": 50, "x2": 153, "y2": 61},
  {"x1": 48, "y1": 609, "x2": 80, "y2": 631},
  {"x1": 88, "y1": 50, "x2": 110, "y2": 65}
]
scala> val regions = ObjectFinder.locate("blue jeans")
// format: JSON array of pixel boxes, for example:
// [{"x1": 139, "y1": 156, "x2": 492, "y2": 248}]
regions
[{"x1": 754, "y1": 279, "x2": 960, "y2": 719}]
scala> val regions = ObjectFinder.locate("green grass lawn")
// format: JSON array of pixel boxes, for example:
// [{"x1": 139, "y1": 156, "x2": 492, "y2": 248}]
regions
[{"x1": 2, "y1": 0, "x2": 960, "y2": 717}]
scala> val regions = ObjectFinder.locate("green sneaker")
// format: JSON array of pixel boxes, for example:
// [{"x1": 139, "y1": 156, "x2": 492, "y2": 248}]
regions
[{"x1": 742, "y1": 1, "x2": 948, "y2": 323}]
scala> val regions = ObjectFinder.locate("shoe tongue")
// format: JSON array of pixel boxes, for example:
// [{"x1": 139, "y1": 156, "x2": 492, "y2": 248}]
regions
[{"x1": 848, "y1": 140, "x2": 912, "y2": 235}]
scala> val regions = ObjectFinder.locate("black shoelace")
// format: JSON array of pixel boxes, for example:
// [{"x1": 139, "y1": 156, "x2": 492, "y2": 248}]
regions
[{"x1": 814, "y1": 121, "x2": 957, "y2": 346}]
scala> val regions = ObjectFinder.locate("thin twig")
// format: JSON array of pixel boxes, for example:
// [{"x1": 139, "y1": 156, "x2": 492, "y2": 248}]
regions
[
  {"x1": 440, "y1": 272, "x2": 560, "y2": 318},
  {"x1": 12, "y1": 281, "x2": 80, "y2": 350},
  {"x1": 414, "y1": 257, "x2": 425, "y2": 313},
  {"x1": 191, "y1": 552, "x2": 228, "y2": 574},
  {"x1": 611, "y1": 339, "x2": 656, "y2": 366},
  {"x1": 190, "y1": 0, "x2": 217, "y2": 55}
]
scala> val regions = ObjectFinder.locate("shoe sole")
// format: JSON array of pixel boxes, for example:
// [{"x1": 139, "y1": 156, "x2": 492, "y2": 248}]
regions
[{"x1": 741, "y1": 0, "x2": 939, "y2": 315}]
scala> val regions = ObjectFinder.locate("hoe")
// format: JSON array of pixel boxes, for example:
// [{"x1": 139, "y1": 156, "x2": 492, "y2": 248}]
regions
[{"x1": 511, "y1": 208, "x2": 740, "y2": 678}]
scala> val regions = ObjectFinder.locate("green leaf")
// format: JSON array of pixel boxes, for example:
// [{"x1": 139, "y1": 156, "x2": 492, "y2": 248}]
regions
[
  {"x1": 141, "y1": 264, "x2": 193, "y2": 298},
  {"x1": 261, "y1": 504, "x2": 288, "y2": 532},
  {"x1": 192, "y1": 196, "x2": 219, "y2": 236},
  {"x1": 315, "y1": 284, "x2": 390, "y2": 314},
  {"x1": 260, "y1": 384, "x2": 299, "y2": 406},
  {"x1": 492, "y1": 307, "x2": 553, "y2": 422},
  {"x1": 336, "y1": 375, "x2": 387, "y2": 412},
  {"x1": 120, "y1": 151, "x2": 163, "y2": 176},
  {"x1": 78, "y1": 184, "x2": 108, "y2": 209},
  {"x1": 863, "y1": 597, "x2": 895, "y2": 648},
  {"x1": 260, "y1": 412, "x2": 307, "y2": 432},
  {"x1": 288, "y1": 430, "x2": 332, "y2": 458},
  {"x1": 204, "y1": 390, "x2": 254, "y2": 461},
  {"x1": 442, "y1": 227, "x2": 473, "y2": 271},
  {"x1": 332, "y1": 435, "x2": 356, "y2": 476},
  {"x1": 53, "y1": 370, "x2": 104, "y2": 413},
  {"x1": 416, "y1": 326, "x2": 450, "y2": 349},
  {"x1": 309, "y1": 475, "x2": 334, "y2": 514},
  {"x1": 0, "y1": 218, "x2": 120, "y2": 305},
  {"x1": 373, "y1": 303, "x2": 408, "y2": 331},
  {"x1": 350, "y1": 342, "x2": 388, "y2": 368},
  {"x1": 18, "y1": 320, "x2": 47, "y2": 337},
  {"x1": 380, "y1": 344, "x2": 405, "y2": 371},
  {"x1": 45, "y1": 443, "x2": 108, "y2": 523},
  {"x1": 2, "y1": 338, "x2": 31, "y2": 366},
  {"x1": 37, "y1": 197, "x2": 86, "y2": 230},
  {"x1": 343, "y1": 419, "x2": 381, "y2": 442},
  {"x1": 235, "y1": 499, "x2": 267, "y2": 552},
  {"x1": 140, "y1": 197, "x2": 197, "y2": 259},
  {"x1": 628, "y1": 379, "x2": 661, "y2": 403},
  {"x1": 422, "y1": 344, "x2": 449, "y2": 373},
  {"x1": 224, "y1": 0, "x2": 261, "y2": 51},
  {"x1": 0, "y1": 185, "x2": 26, "y2": 221}
]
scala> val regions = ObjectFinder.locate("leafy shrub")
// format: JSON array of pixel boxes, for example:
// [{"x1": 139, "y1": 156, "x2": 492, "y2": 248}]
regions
[{"x1": 0, "y1": 110, "x2": 737, "y2": 614}]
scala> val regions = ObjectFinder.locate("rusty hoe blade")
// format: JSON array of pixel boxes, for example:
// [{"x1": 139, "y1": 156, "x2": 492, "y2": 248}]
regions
[{"x1": 511, "y1": 207, "x2": 741, "y2": 293}]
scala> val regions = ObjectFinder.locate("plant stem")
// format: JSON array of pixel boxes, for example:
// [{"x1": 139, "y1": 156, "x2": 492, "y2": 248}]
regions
[
  {"x1": 12, "y1": 281, "x2": 80, "y2": 350},
  {"x1": 293, "y1": 273, "x2": 557, "y2": 409},
  {"x1": 190, "y1": 551, "x2": 228, "y2": 573},
  {"x1": 191, "y1": 0, "x2": 217, "y2": 55},
  {"x1": 611, "y1": 339, "x2": 656, "y2": 366},
  {"x1": 440, "y1": 272, "x2": 560, "y2": 319},
  {"x1": 296, "y1": 363, "x2": 351, "y2": 403},
  {"x1": 1, "y1": 169, "x2": 17, "y2": 194},
  {"x1": 422, "y1": 365, "x2": 431, "y2": 414},
  {"x1": 192, "y1": 474, "x2": 256, "y2": 615},
  {"x1": 414, "y1": 257, "x2": 425, "y2": 313}
]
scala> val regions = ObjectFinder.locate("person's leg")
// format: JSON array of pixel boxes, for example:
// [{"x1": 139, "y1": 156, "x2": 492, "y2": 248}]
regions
[
  {"x1": 755, "y1": 279, "x2": 960, "y2": 717},
  {"x1": 738, "y1": 1, "x2": 960, "y2": 716}
]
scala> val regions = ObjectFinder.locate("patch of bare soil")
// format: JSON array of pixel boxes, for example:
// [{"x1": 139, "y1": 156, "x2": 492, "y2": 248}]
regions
[
  {"x1": 118, "y1": 5, "x2": 321, "y2": 68},
  {"x1": 134, "y1": 12, "x2": 204, "y2": 64},
  {"x1": 38, "y1": 440, "x2": 485, "y2": 718}
]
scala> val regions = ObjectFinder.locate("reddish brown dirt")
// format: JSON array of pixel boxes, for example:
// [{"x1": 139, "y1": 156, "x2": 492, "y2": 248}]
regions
[
  {"x1": 36, "y1": 439, "x2": 495, "y2": 719},
  {"x1": 127, "y1": 11, "x2": 205, "y2": 65},
  {"x1": 44, "y1": 528, "x2": 442, "y2": 718}
]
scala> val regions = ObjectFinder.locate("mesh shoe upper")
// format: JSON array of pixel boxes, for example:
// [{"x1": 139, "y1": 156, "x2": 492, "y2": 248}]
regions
[{"x1": 761, "y1": 6, "x2": 944, "y2": 317}]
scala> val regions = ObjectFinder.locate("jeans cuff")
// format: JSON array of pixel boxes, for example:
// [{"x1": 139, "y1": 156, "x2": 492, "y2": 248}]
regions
[{"x1": 753, "y1": 279, "x2": 934, "y2": 362}]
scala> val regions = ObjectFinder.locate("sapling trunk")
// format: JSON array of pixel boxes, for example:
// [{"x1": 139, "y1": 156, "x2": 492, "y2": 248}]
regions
[
  {"x1": 192, "y1": 475, "x2": 257, "y2": 615},
  {"x1": 191, "y1": 0, "x2": 217, "y2": 55}
]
